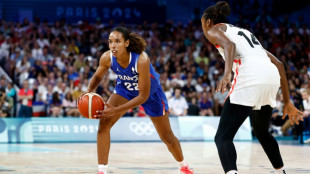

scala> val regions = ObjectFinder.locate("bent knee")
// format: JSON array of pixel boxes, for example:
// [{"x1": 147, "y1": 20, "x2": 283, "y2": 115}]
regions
[
  {"x1": 254, "y1": 130, "x2": 270, "y2": 140},
  {"x1": 97, "y1": 120, "x2": 113, "y2": 134},
  {"x1": 214, "y1": 133, "x2": 232, "y2": 146},
  {"x1": 214, "y1": 133, "x2": 222, "y2": 145},
  {"x1": 160, "y1": 133, "x2": 177, "y2": 145}
]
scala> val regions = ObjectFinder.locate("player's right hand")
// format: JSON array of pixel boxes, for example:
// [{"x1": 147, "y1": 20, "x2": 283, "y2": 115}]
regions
[
  {"x1": 282, "y1": 102, "x2": 304, "y2": 125},
  {"x1": 77, "y1": 91, "x2": 90, "y2": 105},
  {"x1": 216, "y1": 73, "x2": 232, "y2": 94}
]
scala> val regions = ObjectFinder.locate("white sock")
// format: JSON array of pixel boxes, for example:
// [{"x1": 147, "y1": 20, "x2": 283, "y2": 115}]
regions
[
  {"x1": 177, "y1": 160, "x2": 187, "y2": 169},
  {"x1": 226, "y1": 170, "x2": 238, "y2": 174},
  {"x1": 98, "y1": 164, "x2": 108, "y2": 173},
  {"x1": 275, "y1": 167, "x2": 286, "y2": 174}
]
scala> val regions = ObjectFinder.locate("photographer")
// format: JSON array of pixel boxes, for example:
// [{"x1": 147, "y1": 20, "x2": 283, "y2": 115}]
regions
[{"x1": 0, "y1": 88, "x2": 13, "y2": 117}]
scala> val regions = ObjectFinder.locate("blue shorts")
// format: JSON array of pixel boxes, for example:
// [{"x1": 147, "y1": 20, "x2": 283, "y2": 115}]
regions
[{"x1": 114, "y1": 85, "x2": 169, "y2": 117}]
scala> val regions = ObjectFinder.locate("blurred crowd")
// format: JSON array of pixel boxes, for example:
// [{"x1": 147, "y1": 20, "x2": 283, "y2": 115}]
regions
[{"x1": 0, "y1": 13, "x2": 309, "y2": 137}]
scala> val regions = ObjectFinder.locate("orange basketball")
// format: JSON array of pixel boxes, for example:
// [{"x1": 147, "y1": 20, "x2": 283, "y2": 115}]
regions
[{"x1": 78, "y1": 92, "x2": 105, "y2": 119}]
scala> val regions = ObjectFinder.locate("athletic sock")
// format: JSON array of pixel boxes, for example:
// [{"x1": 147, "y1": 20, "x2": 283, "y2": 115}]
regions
[
  {"x1": 226, "y1": 170, "x2": 238, "y2": 174},
  {"x1": 177, "y1": 160, "x2": 188, "y2": 169},
  {"x1": 275, "y1": 167, "x2": 286, "y2": 174},
  {"x1": 98, "y1": 164, "x2": 108, "y2": 173}
]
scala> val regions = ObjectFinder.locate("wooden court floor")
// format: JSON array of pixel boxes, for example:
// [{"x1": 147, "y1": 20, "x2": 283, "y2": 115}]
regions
[{"x1": 0, "y1": 141, "x2": 309, "y2": 174}]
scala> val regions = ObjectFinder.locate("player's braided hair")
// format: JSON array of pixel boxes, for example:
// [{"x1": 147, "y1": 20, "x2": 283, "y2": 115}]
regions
[
  {"x1": 202, "y1": 1, "x2": 230, "y2": 24},
  {"x1": 111, "y1": 27, "x2": 146, "y2": 54}
]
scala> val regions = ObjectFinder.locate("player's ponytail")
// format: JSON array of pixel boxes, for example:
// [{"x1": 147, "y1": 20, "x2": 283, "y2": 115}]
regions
[
  {"x1": 128, "y1": 32, "x2": 146, "y2": 54},
  {"x1": 111, "y1": 27, "x2": 146, "y2": 54},
  {"x1": 202, "y1": 1, "x2": 230, "y2": 24}
]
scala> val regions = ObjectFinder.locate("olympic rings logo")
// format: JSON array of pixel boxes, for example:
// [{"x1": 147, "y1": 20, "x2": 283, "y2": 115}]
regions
[{"x1": 129, "y1": 122, "x2": 156, "y2": 136}]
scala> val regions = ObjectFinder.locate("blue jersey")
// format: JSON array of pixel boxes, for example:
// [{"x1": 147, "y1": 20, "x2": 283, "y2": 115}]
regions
[{"x1": 110, "y1": 51, "x2": 161, "y2": 96}]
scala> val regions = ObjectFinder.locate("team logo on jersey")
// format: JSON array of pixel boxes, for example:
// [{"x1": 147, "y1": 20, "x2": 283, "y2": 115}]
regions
[{"x1": 131, "y1": 67, "x2": 136, "y2": 74}]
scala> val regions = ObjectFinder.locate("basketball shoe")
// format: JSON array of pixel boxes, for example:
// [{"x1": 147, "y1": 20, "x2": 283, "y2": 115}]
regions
[{"x1": 179, "y1": 164, "x2": 194, "y2": 174}]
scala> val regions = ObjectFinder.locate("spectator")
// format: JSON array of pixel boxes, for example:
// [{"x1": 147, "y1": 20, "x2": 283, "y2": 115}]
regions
[
  {"x1": 6, "y1": 82, "x2": 16, "y2": 116},
  {"x1": 199, "y1": 92, "x2": 214, "y2": 116},
  {"x1": 68, "y1": 66, "x2": 79, "y2": 81},
  {"x1": 31, "y1": 42, "x2": 43, "y2": 61},
  {"x1": 53, "y1": 79, "x2": 63, "y2": 94},
  {"x1": 36, "y1": 33, "x2": 50, "y2": 48},
  {"x1": 168, "y1": 86, "x2": 188, "y2": 116},
  {"x1": 41, "y1": 46, "x2": 53, "y2": 61},
  {"x1": 55, "y1": 52, "x2": 66, "y2": 72},
  {"x1": 74, "y1": 53, "x2": 86, "y2": 71},
  {"x1": 72, "y1": 83, "x2": 84, "y2": 100},
  {"x1": 15, "y1": 56, "x2": 31, "y2": 77},
  {"x1": 50, "y1": 91, "x2": 62, "y2": 117},
  {"x1": 0, "y1": 77, "x2": 6, "y2": 90},
  {"x1": 59, "y1": 82, "x2": 70, "y2": 100},
  {"x1": 0, "y1": 88, "x2": 13, "y2": 117},
  {"x1": 37, "y1": 77, "x2": 48, "y2": 101},
  {"x1": 187, "y1": 97, "x2": 200, "y2": 116},
  {"x1": 182, "y1": 78, "x2": 196, "y2": 98},
  {"x1": 302, "y1": 89, "x2": 310, "y2": 132},
  {"x1": 18, "y1": 81, "x2": 33, "y2": 117},
  {"x1": 213, "y1": 89, "x2": 228, "y2": 116},
  {"x1": 62, "y1": 92, "x2": 79, "y2": 117},
  {"x1": 42, "y1": 84, "x2": 54, "y2": 115},
  {"x1": 270, "y1": 93, "x2": 288, "y2": 136},
  {"x1": 195, "y1": 49, "x2": 209, "y2": 66}
]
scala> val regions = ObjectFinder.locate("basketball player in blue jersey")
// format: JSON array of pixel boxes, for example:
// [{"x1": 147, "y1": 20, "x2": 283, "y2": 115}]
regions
[
  {"x1": 201, "y1": 2, "x2": 304, "y2": 174},
  {"x1": 82, "y1": 27, "x2": 193, "y2": 174}
]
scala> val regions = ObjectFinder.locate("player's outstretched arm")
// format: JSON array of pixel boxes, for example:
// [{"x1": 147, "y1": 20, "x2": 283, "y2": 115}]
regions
[{"x1": 266, "y1": 50, "x2": 303, "y2": 125}]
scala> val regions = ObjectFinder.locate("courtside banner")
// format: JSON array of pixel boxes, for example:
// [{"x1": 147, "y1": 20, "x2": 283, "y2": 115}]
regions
[
  {"x1": 110, "y1": 117, "x2": 179, "y2": 141},
  {"x1": 31, "y1": 118, "x2": 99, "y2": 142},
  {"x1": 0, "y1": 117, "x2": 179, "y2": 143},
  {"x1": 0, "y1": 117, "x2": 250, "y2": 143},
  {"x1": 178, "y1": 116, "x2": 252, "y2": 141},
  {"x1": 0, "y1": 118, "x2": 33, "y2": 143}
]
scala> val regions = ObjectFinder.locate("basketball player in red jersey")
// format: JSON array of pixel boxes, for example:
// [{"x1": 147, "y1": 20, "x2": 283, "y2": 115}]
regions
[
  {"x1": 80, "y1": 27, "x2": 193, "y2": 174},
  {"x1": 201, "y1": 1, "x2": 303, "y2": 174}
]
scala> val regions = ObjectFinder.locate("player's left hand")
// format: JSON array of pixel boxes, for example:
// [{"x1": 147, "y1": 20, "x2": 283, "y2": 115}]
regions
[
  {"x1": 94, "y1": 103, "x2": 119, "y2": 118},
  {"x1": 216, "y1": 73, "x2": 232, "y2": 94},
  {"x1": 282, "y1": 102, "x2": 304, "y2": 125}
]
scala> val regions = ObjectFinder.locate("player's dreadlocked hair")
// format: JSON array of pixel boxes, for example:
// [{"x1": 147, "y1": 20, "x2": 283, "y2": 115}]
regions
[
  {"x1": 202, "y1": 1, "x2": 231, "y2": 24},
  {"x1": 111, "y1": 27, "x2": 146, "y2": 54}
]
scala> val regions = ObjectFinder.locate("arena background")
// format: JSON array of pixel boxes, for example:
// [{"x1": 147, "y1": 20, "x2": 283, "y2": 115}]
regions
[
  {"x1": 0, "y1": 0, "x2": 310, "y2": 142},
  {"x1": 0, "y1": 0, "x2": 309, "y2": 151}
]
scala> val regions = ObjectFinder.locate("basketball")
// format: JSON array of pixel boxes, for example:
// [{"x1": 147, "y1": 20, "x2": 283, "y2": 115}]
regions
[{"x1": 78, "y1": 92, "x2": 105, "y2": 119}]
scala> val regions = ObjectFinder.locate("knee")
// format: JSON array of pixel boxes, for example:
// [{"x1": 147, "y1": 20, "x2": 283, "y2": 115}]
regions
[
  {"x1": 253, "y1": 128, "x2": 268, "y2": 140},
  {"x1": 214, "y1": 132, "x2": 231, "y2": 147},
  {"x1": 214, "y1": 133, "x2": 222, "y2": 146},
  {"x1": 160, "y1": 133, "x2": 177, "y2": 145},
  {"x1": 97, "y1": 120, "x2": 113, "y2": 135}
]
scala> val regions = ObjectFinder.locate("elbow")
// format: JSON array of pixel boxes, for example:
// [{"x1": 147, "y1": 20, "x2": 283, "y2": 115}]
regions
[
  {"x1": 228, "y1": 41, "x2": 235, "y2": 50},
  {"x1": 231, "y1": 42, "x2": 236, "y2": 49},
  {"x1": 139, "y1": 93, "x2": 149, "y2": 104}
]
